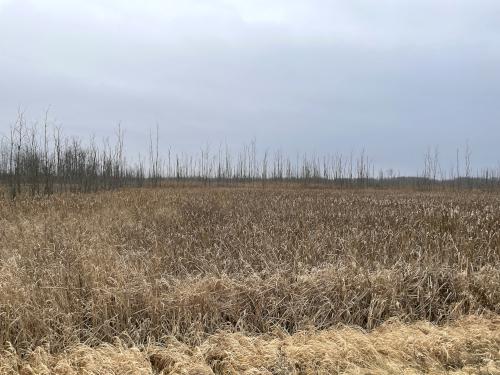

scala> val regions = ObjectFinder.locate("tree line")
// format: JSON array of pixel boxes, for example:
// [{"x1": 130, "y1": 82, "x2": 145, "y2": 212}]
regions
[{"x1": 1, "y1": 111, "x2": 499, "y2": 198}]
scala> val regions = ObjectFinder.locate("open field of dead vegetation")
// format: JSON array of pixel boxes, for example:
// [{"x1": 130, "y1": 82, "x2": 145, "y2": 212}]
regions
[{"x1": 0, "y1": 185, "x2": 499, "y2": 373}]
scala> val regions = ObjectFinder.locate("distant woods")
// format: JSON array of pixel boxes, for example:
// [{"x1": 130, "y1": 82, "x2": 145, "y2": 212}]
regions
[{"x1": 0, "y1": 111, "x2": 499, "y2": 198}]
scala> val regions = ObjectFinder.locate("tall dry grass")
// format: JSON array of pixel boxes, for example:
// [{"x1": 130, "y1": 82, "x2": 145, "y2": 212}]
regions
[
  {"x1": 1, "y1": 187, "x2": 499, "y2": 346},
  {"x1": 1, "y1": 316, "x2": 498, "y2": 374},
  {"x1": 0, "y1": 185, "x2": 499, "y2": 373}
]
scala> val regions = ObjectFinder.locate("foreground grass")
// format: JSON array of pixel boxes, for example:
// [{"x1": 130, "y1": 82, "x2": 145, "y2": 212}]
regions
[
  {"x1": 0, "y1": 185, "x2": 499, "y2": 372},
  {"x1": 2, "y1": 316, "x2": 498, "y2": 374}
]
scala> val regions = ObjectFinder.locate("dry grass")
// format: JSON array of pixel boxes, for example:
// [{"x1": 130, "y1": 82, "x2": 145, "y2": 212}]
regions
[
  {"x1": 0, "y1": 185, "x2": 499, "y2": 372},
  {"x1": 1, "y1": 316, "x2": 498, "y2": 374}
]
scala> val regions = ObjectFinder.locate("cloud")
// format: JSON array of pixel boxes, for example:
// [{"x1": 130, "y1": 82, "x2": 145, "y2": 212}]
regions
[
  {"x1": 0, "y1": 0, "x2": 12, "y2": 11},
  {"x1": 0, "y1": 0, "x2": 499, "y2": 172}
]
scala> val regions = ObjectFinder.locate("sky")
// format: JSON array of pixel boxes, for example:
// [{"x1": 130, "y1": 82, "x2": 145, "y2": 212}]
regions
[{"x1": 0, "y1": 0, "x2": 499, "y2": 174}]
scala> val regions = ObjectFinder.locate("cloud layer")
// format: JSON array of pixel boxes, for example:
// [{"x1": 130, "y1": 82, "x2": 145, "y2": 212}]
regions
[{"x1": 0, "y1": 0, "x2": 499, "y2": 172}]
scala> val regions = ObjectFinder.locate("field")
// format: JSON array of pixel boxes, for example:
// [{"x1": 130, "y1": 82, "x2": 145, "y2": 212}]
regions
[{"x1": 0, "y1": 185, "x2": 499, "y2": 374}]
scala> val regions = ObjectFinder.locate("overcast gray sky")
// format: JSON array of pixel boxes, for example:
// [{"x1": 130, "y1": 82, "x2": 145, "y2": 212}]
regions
[{"x1": 0, "y1": 0, "x2": 499, "y2": 173}]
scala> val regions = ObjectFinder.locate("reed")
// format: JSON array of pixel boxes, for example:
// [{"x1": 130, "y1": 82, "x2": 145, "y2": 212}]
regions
[{"x1": 0, "y1": 187, "x2": 498, "y2": 356}]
